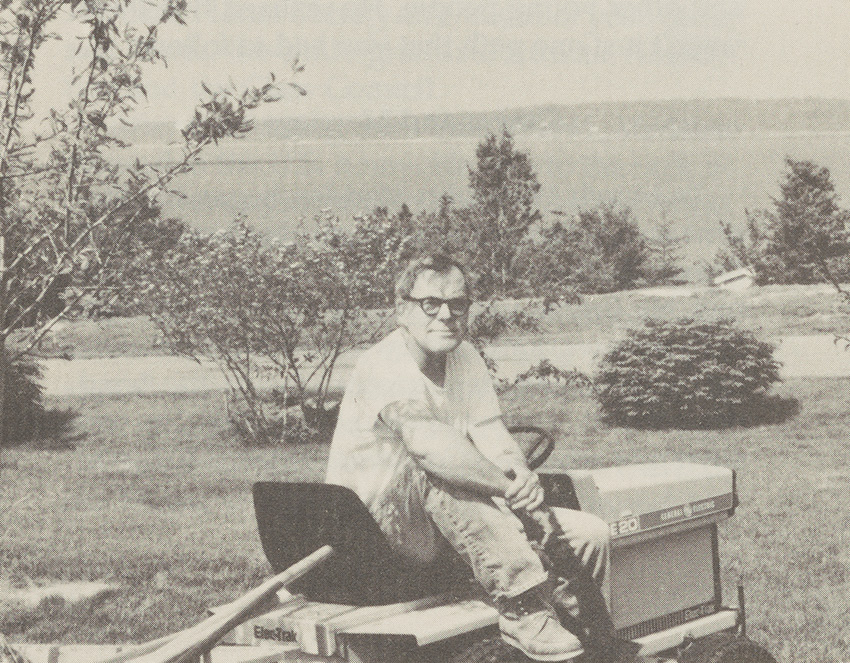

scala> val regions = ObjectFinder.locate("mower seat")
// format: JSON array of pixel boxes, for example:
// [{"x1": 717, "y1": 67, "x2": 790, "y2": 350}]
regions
[{"x1": 253, "y1": 482, "x2": 471, "y2": 606}]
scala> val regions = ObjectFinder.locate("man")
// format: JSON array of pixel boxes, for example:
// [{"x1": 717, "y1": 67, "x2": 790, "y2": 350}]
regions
[{"x1": 327, "y1": 254, "x2": 627, "y2": 662}]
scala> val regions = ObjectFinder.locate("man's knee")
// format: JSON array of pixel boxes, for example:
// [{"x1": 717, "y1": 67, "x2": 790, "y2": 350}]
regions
[
  {"x1": 581, "y1": 512, "x2": 611, "y2": 553},
  {"x1": 549, "y1": 507, "x2": 610, "y2": 575},
  {"x1": 423, "y1": 488, "x2": 548, "y2": 597},
  {"x1": 551, "y1": 507, "x2": 608, "y2": 541}
]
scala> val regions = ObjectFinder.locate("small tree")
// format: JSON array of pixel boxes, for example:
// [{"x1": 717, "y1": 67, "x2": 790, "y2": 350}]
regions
[
  {"x1": 145, "y1": 220, "x2": 283, "y2": 443},
  {"x1": 146, "y1": 213, "x2": 403, "y2": 444},
  {"x1": 768, "y1": 158, "x2": 850, "y2": 283},
  {"x1": 529, "y1": 203, "x2": 653, "y2": 294},
  {"x1": 713, "y1": 158, "x2": 850, "y2": 348},
  {"x1": 467, "y1": 128, "x2": 541, "y2": 297},
  {"x1": 0, "y1": 0, "x2": 300, "y2": 450},
  {"x1": 647, "y1": 211, "x2": 687, "y2": 285}
]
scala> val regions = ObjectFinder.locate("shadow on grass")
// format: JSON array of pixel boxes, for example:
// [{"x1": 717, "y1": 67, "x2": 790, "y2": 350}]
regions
[
  {"x1": 734, "y1": 393, "x2": 801, "y2": 427},
  {"x1": 0, "y1": 590, "x2": 120, "y2": 643},
  {"x1": 3, "y1": 407, "x2": 85, "y2": 451},
  {"x1": 600, "y1": 394, "x2": 801, "y2": 431}
]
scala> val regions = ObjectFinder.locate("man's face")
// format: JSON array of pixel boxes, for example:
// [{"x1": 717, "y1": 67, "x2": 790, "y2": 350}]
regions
[{"x1": 397, "y1": 267, "x2": 469, "y2": 357}]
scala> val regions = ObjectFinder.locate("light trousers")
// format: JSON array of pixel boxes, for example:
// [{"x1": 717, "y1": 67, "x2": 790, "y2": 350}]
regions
[{"x1": 371, "y1": 457, "x2": 610, "y2": 602}]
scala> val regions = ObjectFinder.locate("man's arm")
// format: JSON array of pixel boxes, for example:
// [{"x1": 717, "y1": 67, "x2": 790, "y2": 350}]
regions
[
  {"x1": 470, "y1": 417, "x2": 545, "y2": 513},
  {"x1": 469, "y1": 417, "x2": 528, "y2": 474},
  {"x1": 380, "y1": 399, "x2": 512, "y2": 498}
]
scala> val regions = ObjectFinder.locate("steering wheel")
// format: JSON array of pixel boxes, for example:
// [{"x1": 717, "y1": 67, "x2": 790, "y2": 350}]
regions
[{"x1": 507, "y1": 425, "x2": 555, "y2": 471}]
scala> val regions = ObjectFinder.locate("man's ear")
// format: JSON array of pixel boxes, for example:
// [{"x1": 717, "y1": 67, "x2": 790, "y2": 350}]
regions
[{"x1": 395, "y1": 300, "x2": 409, "y2": 325}]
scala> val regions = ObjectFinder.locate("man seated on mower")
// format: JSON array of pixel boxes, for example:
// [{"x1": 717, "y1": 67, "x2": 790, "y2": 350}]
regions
[{"x1": 327, "y1": 254, "x2": 627, "y2": 662}]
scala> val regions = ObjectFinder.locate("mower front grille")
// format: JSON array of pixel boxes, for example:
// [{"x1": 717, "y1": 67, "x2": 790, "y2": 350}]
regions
[{"x1": 617, "y1": 602, "x2": 717, "y2": 641}]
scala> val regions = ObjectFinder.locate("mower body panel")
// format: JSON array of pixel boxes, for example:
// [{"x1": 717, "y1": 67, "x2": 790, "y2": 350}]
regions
[
  {"x1": 579, "y1": 462, "x2": 735, "y2": 542},
  {"x1": 541, "y1": 462, "x2": 735, "y2": 638}
]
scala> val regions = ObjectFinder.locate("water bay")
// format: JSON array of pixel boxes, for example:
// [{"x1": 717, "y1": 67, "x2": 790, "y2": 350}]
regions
[{"x1": 132, "y1": 131, "x2": 850, "y2": 272}]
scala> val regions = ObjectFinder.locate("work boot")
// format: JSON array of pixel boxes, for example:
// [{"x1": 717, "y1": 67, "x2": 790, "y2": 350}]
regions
[{"x1": 498, "y1": 586, "x2": 584, "y2": 662}]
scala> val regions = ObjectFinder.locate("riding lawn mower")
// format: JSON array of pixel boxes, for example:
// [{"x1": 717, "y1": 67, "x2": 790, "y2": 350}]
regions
[{"x1": 229, "y1": 427, "x2": 776, "y2": 663}]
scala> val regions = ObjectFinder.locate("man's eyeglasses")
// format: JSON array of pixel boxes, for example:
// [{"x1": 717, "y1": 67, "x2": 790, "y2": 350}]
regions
[{"x1": 403, "y1": 296, "x2": 472, "y2": 317}]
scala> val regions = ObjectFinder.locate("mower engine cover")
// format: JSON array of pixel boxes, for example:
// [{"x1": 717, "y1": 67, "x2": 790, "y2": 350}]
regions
[{"x1": 550, "y1": 462, "x2": 736, "y2": 543}]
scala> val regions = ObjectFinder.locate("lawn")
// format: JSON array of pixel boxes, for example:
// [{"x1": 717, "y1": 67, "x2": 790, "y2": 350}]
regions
[
  {"x1": 39, "y1": 283, "x2": 850, "y2": 359},
  {"x1": 1, "y1": 378, "x2": 848, "y2": 662}
]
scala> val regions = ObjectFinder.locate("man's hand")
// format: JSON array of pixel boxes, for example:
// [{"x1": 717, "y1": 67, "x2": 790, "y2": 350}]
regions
[{"x1": 504, "y1": 466, "x2": 544, "y2": 512}]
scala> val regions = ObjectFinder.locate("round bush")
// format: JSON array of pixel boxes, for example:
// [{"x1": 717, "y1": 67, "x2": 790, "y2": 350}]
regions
[{"x1": 595, "y1": 318, "x2": 783, "y2": 429}]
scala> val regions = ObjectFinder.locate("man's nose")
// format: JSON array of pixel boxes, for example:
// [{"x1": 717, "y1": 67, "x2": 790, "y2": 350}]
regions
[{"x1": 436, "y1": 302, "x2": 453, "y2": 319}]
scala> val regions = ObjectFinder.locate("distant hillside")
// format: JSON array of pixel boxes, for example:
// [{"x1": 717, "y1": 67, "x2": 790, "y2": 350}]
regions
[{"x1": 119, "y1": 98, "x2": 850, "y2": 144}]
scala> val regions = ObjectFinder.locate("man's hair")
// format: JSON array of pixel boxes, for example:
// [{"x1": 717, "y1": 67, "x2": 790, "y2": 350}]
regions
[{"x1": 394, "y1": 253, "x2": 470, "y2": 302}]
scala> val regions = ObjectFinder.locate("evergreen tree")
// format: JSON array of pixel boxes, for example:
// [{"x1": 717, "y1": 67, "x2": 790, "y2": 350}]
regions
[
  {"x1": 713, "y1": 158, "x2": 850, "y2": 285},
  {"x1": 648, "y1": 211, "x2": 687, "y2": 285},
  {"x1": 467, "y1": 128, "x2": 541, "y2": 296},
  {"x1": 764, "y1": 158, "x2": 850, "y2": 284}
]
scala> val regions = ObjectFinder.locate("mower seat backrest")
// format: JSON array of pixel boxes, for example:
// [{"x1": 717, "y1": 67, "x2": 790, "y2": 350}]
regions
[{"x1": 253, "y1": 482, "x2": 464, "y2": 606}]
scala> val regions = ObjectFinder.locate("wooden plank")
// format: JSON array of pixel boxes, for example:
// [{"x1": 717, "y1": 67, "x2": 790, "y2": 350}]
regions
[
  {"x1": 219, "y1": 597, "x2": 309, "y2": 647},
  {"x1": 91, "y1": 635, "x2": 179, "y2": 663},
  {"x1": 341, "y1": 599, "x2": 498, "y2": 646},
  {"x1": 279, "y1": 603, "x2": 358, "y2": 655},
  {"x1": 206, "y1": 644, "x2": 305, "y2": 663},
  {"x1": 132, "y1": 545, "x2": 333, "y2": 663},
  {"x1": 318, "y1": 594, "x2": 449, "y2": 656},
  {"x1": 14, "y1": 645, "x2": 128, "y2": 663},
  {"x1": 85, "y1": 590, "x2": 306, "y2": 663},
  {"x1": 14, "y1": 644, "x2": 325, "y2": 663},
  {"x1": 222, "y1": 594, "x2": 452, "y2": 656}
]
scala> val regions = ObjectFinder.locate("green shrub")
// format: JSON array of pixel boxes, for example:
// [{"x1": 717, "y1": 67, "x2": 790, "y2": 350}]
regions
[
  {"x1": 527, "y1": 203, "x2": 656, "y2": 295},
  {"x1": 595, "y1": 318, "x2": 791, "y2": 429},
  {"x1": 2, "y1": 352, "x2": 45, "y2": 446}
]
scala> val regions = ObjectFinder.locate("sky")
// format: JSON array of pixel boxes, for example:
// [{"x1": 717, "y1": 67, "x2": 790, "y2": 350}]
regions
[{"x1": 33, "y1": 0, "x2": 850, "y2": 123}]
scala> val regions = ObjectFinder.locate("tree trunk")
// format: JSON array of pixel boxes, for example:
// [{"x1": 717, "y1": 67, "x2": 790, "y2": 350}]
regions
[
  {"x1": 0, "y1": 336, "x2": 6, "y2": 472},
  {"x1": 0, "y1": 232, "x2": 5, "y2": 457}
]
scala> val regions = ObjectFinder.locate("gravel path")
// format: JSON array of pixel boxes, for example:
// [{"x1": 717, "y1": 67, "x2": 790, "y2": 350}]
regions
[{"x1": 39, "y1": 335, "x2": 850, "y2": 396}]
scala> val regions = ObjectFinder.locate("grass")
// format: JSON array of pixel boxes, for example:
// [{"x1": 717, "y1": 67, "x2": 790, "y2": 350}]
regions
[
  {"x1": 0, "y1": 392, "x2": 329, "y2": 643},
  {"x1": 509, "y1": 283, "x2": 850, "y2": 346},
  {"x1": 1, "y1": 380, "x2": 848, "y2": 662},
  {"x1": 38, "y1": 283, "x2": 850, "y2": 359}
]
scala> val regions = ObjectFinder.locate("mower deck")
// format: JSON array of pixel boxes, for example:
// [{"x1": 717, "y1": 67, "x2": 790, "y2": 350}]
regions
[{"x1": 13, "y1": 605, "x2": 739, "y2": 663}]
